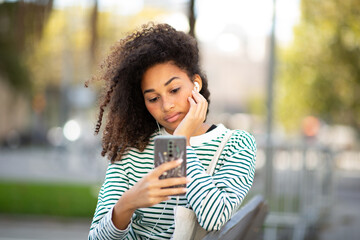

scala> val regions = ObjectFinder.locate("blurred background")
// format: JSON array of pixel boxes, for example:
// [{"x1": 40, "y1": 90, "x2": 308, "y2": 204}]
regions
[{"x1": 0, "y1": 0, "x2": 359, "y2": 239}]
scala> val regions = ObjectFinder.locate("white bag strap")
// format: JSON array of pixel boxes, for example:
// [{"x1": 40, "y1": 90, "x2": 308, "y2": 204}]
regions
[{"x1": 206, "y1": 130, "x2": 234, "y2": 176}]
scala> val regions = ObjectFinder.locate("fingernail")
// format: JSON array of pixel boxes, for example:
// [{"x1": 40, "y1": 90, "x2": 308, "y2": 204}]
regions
[{"x1": 177, "y1": 159, "x2": 183, "y2": 163}]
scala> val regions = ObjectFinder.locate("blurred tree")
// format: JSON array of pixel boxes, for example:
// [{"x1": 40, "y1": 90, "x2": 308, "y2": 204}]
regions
[
  {"x1": 90, "y1": 0, "x2": 98, "y2": 66},
  {"x1": 0, "y1": 1, "x2": 175, "y2": 143},
  {"x1": 0, "y1": 0, "x2": 53, "y2": 94},
  {"x1": 26, "y1": 4, "x2": 167, "y2": 126},
  {"x1": 277, "y1": 0, "x2": 360, "y2": 133},
  {"x1": 188, "y1": 0, "x2": 196, "y2": 37}
]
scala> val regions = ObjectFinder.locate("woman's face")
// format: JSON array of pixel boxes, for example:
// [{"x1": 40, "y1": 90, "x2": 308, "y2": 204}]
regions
[{"x1": 141, "y1": 62, "x2": 201, "y2": 134}]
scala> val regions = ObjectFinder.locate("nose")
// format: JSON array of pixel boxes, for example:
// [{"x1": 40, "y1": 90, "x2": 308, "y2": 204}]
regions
[{"x1": 162, "y1": 96, "x2": 175, "y2": 112}]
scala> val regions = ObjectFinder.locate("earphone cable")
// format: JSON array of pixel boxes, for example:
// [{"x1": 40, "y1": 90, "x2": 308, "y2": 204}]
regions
[{"x1": 146, "y1": 201, "x2": 168, "y2": 240}]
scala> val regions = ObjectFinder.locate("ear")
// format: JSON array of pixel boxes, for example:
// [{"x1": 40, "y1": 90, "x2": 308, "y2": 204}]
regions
[
  {"x1": 193, "y1": 74, "x2": 202, "y2": 92},
  {"x1": 194, "y1": 82, "x2": 200, "y2": 92}
]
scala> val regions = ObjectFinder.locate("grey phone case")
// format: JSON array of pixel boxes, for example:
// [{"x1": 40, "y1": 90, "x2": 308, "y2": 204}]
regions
[{"x1": 154, "y1": 135, "x2": 187, "y2": 189}]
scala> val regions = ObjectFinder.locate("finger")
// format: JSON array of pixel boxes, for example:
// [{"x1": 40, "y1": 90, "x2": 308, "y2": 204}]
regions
[
  {"x1": 198, "y1": 99, "x2": 208, "y2": 118},
  {"x1": 147, "y1": 196, "x2": 171, "y2": 206},
  {"x1": 190, "y1": 92, "x2": 206, "y2": 110},
  {"x1": 191, "y1": 91, "x2": 207, "y2": 119},
  {"x1": 157, "y1": 186, "x2": 188, "y2": 197},
  {"x1": 146, "y1": 179, "x2": 187, "y2": 198},
  {"x1": 188, "y1": 96, "x2": 196, "y2": 108},
  {"x1": 191, "y1": 90, "x2": 200, "y2": 104},
  {"x1": 152, "y1": 159, "x2": 184, "y2": 177},
  {"x1": 191, "y1": 90, "x2": 207, "y2": 110},
  {"x1": 157, "y1": 176, "x2": 189, "y2": 188},
  {"x1": 187, "y1": 97, "x2": 198, "y2": 115},
  {"x1": 191, "y1": 90, "x2": 206, "y2": 103}
]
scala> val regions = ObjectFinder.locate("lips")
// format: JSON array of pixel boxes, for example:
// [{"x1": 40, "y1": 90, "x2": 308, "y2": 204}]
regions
[{"x1": 164, "y1": 113, "x2": 181, "y2": 123}]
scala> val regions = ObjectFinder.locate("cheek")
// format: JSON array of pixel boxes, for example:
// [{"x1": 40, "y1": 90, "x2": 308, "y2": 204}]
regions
[
  {"x1": 179, "y1": 91, "x2": 191, "y2": 109},
  {"x1": 144, "y1": 102, "x2": 158, "y2": 118}
]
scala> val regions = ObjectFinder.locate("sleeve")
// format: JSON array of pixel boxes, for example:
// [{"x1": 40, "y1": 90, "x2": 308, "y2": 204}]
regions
[
  {"x1": 88, "y1": 162, "x2": 131, "y2": 240},
  {"x1": 185, "y1": 130, "x2": 256, "y2": 231}
]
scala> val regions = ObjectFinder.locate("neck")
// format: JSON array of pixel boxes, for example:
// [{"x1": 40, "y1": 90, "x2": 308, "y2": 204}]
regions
[
  {"x1": 193, "y1": 123, "x2": 212, "y2": 136},
  {"x1": 163, "y1": 123, "x2": 212, "y2": 136}
]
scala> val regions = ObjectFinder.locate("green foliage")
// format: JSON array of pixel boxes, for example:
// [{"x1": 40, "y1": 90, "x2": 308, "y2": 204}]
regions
[
  {"x1": 0, "y1": 181, "x2": 99, "y2": 217},
  {"x1": 0, "y1": 3, "x2": 31, "y2": 93},
  {"x1": 276, "y1": 0, "x2": 360, "y2": 132},
  {"x1": 0, "y1": 1, "x2": 53, "y2": 95}
]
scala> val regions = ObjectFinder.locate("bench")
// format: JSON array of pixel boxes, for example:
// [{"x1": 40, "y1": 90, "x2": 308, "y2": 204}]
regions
[{"x1": 202, "y1": 195, "x2": 268, "y2": 240}]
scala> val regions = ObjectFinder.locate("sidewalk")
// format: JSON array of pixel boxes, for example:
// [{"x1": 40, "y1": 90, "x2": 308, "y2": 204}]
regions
[
  {"x1": 317, "y1": 171, "x2": 360, "y2": 240},
  {"x1": 0, "y1": 147, "x2": 101, "y2": 239},
  {"x1": 0, "y1": 215, "x2": 91, "y2": 240},
  {"x1": 0, "y1": 146, "x2": 107, "y2": 183}
]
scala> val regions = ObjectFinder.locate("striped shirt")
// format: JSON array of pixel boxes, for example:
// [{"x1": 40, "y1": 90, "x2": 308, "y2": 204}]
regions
[{"x1": 89, "y1": 124, "x2": 256, "y2": 239}]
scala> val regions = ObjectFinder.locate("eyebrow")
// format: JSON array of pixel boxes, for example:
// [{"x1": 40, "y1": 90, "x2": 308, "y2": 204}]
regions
[{"x1": 143, "y1": 77, "x2": 180, "y2": 94}]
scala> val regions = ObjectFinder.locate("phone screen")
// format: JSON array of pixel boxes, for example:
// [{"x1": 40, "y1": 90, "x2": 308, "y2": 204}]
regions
[{"x1": 154, "y1": 136, "x2": 187, "y2": 188}]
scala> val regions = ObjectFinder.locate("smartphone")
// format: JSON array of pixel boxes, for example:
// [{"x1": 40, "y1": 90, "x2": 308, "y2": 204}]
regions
[{"x1": 154, "y1": 136, "x2": 187, "y2": 189}]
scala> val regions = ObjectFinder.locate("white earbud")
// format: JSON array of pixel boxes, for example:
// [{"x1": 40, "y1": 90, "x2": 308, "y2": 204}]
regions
[{"x1": 194, "y1": 82, "x2": 200, "y2": 92}]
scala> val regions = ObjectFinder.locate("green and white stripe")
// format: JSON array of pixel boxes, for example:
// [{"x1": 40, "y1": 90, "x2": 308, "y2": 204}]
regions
[{"x1": 89, "y1": 124, "x2": 256, "y2": 239}]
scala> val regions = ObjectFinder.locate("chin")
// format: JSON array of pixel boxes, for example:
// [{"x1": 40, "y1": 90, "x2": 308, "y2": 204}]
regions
[{"x1": 163, "y1": 123, "x2": 178, "y2": 134}]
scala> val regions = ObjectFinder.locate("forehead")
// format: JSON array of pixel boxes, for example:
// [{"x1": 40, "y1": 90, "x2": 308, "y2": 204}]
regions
[{"x1": 141, "y1": 62, "x2": 189, "y2": 88}]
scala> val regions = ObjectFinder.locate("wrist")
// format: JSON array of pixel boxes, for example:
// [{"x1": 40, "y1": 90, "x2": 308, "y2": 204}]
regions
[
  {"x1": 112, "y1": 191, "x2": 136, "y2": 230},
  {"x1": 119, "y1": 190, "x2": 137, "y2": 212},
  {"x1": 173, "y1": 132, "x2": 191, "y2": 146}
]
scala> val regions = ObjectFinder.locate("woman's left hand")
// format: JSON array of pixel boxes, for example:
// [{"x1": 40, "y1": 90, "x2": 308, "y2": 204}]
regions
[{"x1": 173, "y1": 90, "x2": 208, "y2": 145}]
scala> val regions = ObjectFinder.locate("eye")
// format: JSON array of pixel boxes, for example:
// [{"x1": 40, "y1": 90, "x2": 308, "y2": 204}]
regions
[
  {"x1": 148, "y1": 97, "x2": 159, "y2": 103},
  {"x1": 171, "y1": 87, "x2": 180, "y2": 94}
]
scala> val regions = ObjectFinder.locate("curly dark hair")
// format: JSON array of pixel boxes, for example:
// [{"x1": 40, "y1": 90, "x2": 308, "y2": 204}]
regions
[{"x1": 86, "y1": 22, "x2": 211, "y2": 162}]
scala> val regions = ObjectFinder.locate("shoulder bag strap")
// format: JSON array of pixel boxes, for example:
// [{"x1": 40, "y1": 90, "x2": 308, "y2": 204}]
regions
[{"x1": 206, "y1": 130, "x2": 235, "y2": 176}]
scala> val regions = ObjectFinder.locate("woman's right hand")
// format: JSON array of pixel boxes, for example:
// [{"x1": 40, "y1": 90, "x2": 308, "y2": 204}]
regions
[
  {"x1": 125, "y1": 159, "x2": 188, "y2": 208},
  {"x1": 112, "y1": 159, "x2": 189, "y2": 229}
]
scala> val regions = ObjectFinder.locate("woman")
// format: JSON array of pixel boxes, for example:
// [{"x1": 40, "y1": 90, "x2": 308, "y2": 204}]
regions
[{"x1": 88, "y1": 23, "x2": 256, "y2": 239}]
